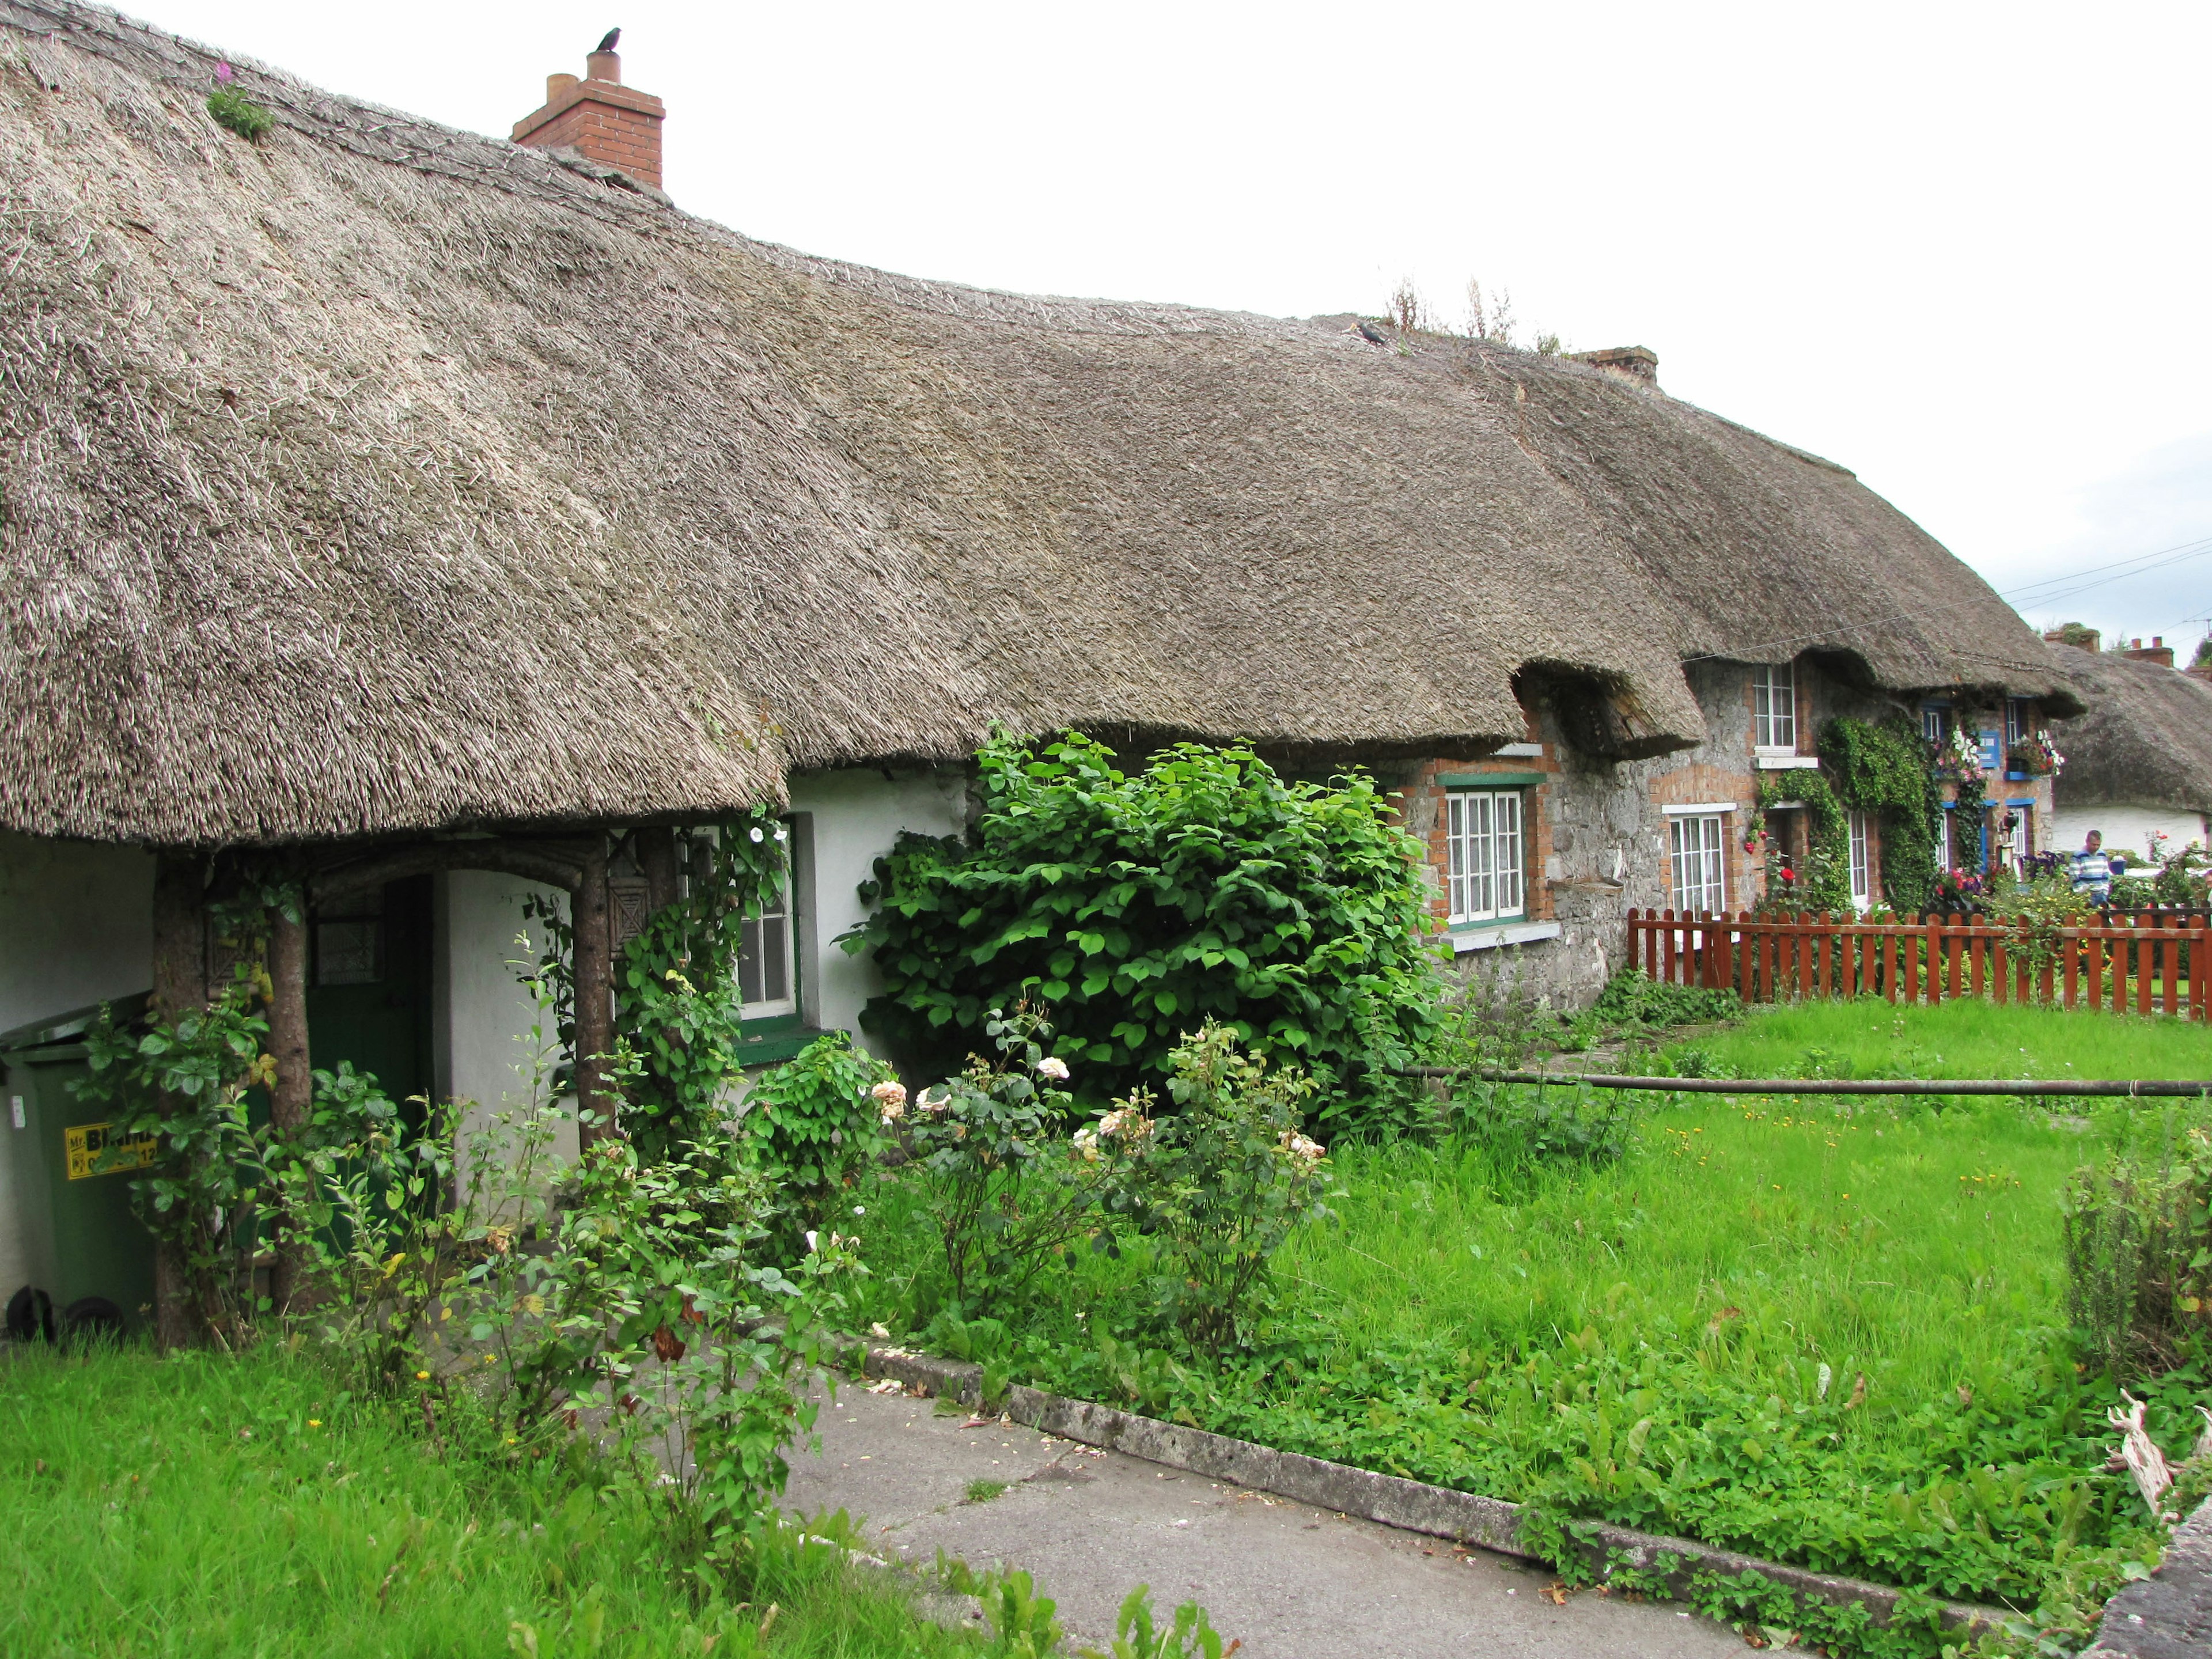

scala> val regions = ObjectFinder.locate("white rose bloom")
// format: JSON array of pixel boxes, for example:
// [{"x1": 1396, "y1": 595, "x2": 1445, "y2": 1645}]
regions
[
  {"x1": 749, "y1": 825, "x2": 766, "y2": 843},
  {"x1": 1036, "y1": 1056, "x2": 1071, "y2": 1081},
  {"x1": 804, "y1": 1229, "x2": 819, "y2": 1253}
]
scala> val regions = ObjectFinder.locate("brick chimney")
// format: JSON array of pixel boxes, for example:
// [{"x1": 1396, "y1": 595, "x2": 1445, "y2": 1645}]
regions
[
  {"x1": 2043, "y1": 625, "x2": 2101, "y2": 653},
  {"x1": 2123, "y1": 635, "x2": 2176, "y2": 668},
  {"x1": 513, "y1": 41, "x2": 664, "y2": 190},
  {"x1": 1567, "y1": 346, "x2": 1660, "y2": 385}
]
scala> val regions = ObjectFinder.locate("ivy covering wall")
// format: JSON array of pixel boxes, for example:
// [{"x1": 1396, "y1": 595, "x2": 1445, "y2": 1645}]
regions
[{"x1": 1820, "y1": 717, "x2": 1945, "y2": 915}]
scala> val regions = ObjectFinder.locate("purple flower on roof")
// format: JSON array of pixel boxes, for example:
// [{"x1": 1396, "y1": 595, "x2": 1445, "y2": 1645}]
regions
[{"x1": 214, "y1": 61, "x2": 234, "y2": 84}]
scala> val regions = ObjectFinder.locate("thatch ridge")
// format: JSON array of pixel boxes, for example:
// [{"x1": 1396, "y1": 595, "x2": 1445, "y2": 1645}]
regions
[
  {"x1": 0, "y1": 2, "x2": 2070, "y2": 847},
  {"x1": 2048, "y1": 648, "x2": 2212, "y2": 817}
]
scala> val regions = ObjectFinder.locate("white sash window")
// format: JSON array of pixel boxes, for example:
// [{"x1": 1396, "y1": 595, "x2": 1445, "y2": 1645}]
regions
[
  {"x1": 1446, "y1": 790, "x2": 1525, "y2": 923},
  {"x1": 1752, "y1": 662, "x2": 1796, "y2": 752},
  {"x1": 1668, "y1": 813, "x2": 1728, "y2": 914}
]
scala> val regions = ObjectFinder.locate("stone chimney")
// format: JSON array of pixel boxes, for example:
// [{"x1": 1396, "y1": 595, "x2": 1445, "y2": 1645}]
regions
[
  {"x1": 2043, "y1": 625, "x2": 2101, "y2": 654},
  {"x1": 2123, "y1": 635, "x2": 2176, "y2": 668},
  {"x1": 513, "y1": 41, "x2": 664, "y2": 190},
  {"x1": 1567, "y1": 346, "x2": 1660, "y2": 385}
]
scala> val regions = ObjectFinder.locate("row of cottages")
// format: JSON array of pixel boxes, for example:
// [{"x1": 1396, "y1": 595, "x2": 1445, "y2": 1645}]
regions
[
  {"x1": 2046, "y1": 632, "x2": 2212, "y2": 861},
  {"x1": 0, "y1": 8, "x2": 2080, "y2": 1301}
]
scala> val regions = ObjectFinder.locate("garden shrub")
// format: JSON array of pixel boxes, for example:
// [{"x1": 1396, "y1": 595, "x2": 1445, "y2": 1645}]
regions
[
  {"x1": 2062, "y1": 1118, "x2": 2212, "y2": 1379},
  {"x1": 896, "y1": 1005, "x2": 1095, "y2": 1309},
  {"x1": 844, "y1": 731, "x2": 1440, "y2": 1108},
  {"x1": 737, "y1": 1031, "x2": 896, "y2": 1255},
  {"x1": 1589, "y1": 968, "x2": 1737, "y2": 1030},
  {"x1": 1084, "y1": 1021, "x2": 1333, "y2": 1353}
]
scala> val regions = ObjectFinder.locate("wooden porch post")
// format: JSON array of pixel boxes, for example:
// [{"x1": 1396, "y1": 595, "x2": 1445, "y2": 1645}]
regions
[
  {"x1": 149, "y1": 853, "x2": 209, "y2": 1350},
  {"x1": 573, "y1": 836, "x2": 616, "y2": 1146},
  {"x1": 637, "y1": 825, "x2": 680, "y2": 916},
  {"x1": 265, "y1": 904, "x2": 311, "y2": 1315}
]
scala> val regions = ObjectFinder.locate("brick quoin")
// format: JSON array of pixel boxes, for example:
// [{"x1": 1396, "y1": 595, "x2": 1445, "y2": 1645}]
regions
[{"x1": 512, "y1": 47, "x2": 665, "y2": 190}]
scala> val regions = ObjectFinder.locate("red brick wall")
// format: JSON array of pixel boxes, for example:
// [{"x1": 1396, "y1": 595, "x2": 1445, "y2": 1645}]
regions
[{"x1": 514, "y1": 81, "x2": 665, "y2": 189}]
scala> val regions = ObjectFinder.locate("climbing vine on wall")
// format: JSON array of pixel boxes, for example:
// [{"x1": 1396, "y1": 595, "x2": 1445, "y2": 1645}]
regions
[
  {"x1": 522, "y1": 813, "x2": 786, "y2": 1160},
  {"x1": 1820, "y1": 716, "x2": 1945, "y2": 915},
  {"x1": 1745, "y1": 771, "x2": 1851, "y2": 915}
]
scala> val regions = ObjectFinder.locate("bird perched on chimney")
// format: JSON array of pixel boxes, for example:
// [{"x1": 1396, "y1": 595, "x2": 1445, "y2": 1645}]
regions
[{"x1": 594, "y1": 28, "x2": 621, "y2": 54}]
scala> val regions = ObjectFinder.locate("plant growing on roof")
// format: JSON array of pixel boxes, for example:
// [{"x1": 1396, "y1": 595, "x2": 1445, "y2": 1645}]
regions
[
  {"x1": 204, "y1": 62, "x2": 272, "y2": 142},
  {"x1": 844, "y1": 731, "x2": 1440, "y2": 1110}
]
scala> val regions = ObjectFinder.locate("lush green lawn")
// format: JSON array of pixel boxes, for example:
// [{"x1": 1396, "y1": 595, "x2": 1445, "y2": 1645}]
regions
[
  {"x1": 1656, "y1": 997, "x2": 2212, "y2": 1084},
  {"x1": 0, "y1": 1344, "x2": 981, "y2": 1659},
  {"x1": 856, "y1": 999, "x2": 2212, "y2": 1650}
]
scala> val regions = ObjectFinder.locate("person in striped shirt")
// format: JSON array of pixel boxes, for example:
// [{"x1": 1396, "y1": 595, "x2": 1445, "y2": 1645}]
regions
[{"x1": 2071, "y1": 830, "x2": 2112, "y2": 902}]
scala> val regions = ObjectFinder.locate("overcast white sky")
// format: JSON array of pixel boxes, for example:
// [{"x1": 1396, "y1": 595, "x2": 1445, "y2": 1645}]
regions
[{"x1": 135, "y1": 1, "x2": 2212, "y2": 652}]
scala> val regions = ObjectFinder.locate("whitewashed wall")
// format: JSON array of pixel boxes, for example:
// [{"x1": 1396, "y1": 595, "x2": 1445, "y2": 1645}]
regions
[
  {"x1": 433, "y1": 871, "x2": 577, "y2": 1181},
  {"x1": 0, "y1": 834, "x2": 154, "y2": 1304},
  {"x1": 2049, "y1": 802, "x2": 2211, "y2": 865},
  {"x1": 787, "y1": 766, "x2": 969, "y2": 1053}
]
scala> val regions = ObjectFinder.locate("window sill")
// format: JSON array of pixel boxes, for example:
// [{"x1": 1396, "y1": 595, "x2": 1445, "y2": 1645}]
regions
[
  {"x1": 1449, "y1": 919, "x2": 1563, "y2": 953},
  {"x1": 1754, "y1": 755, "x2": 1819, "y2": 770},
  {"x1": 734, "y1": 1018, "x2": 827, "y2": 1068}
]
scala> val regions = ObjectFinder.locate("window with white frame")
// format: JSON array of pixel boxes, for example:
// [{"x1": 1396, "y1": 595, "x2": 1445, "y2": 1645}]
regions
[
  {"x1": 1445, "y1": 789, "x2": 1525, "y2": 923},
  {"x1": 1668, "y1": 814, "x2": 1729, "y2": 914},
  {"x1": 736, "y1": 828, "x2": 797, "y2": 1018},
  {"x1": 1922, "y1": 703, "x2": 1951, "y2": 745},
  {"x1": 1848, "y1": 810, "x2": 1872, "y2": 909},
  {"x1": 1752, "y1": 662, "x2": 1796, "y2": 752},
  {"x1": 2005, "y1": 698, "x2": 2028, "y2": 749},
  {"x1": 1935, "y1": 809, "x2": 1954, "y2": 872}
]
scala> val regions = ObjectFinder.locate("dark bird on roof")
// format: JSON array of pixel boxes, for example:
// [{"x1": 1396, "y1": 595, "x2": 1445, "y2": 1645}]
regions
[
  {"x1": 594, "y1": 28, "x2": 621, "y2": 54},
  {"x1": 1353, "y1": 321, "x2": 1387, "y2": 346}
]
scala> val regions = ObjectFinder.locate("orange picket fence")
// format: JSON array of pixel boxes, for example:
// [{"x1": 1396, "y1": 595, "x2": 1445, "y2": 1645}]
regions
[{"x1": 1626, "y1": 908, "x2": 2211, "y2": 1020}]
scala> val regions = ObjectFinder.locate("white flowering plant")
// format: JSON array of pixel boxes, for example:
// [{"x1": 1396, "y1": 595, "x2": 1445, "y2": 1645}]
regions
[
  {"x1": 904, "y1": 1003, "x2": 1096, "y2": 1306},
  {"x1": 1084, "y1": 1020, "x2": 1334, "y2": 1354}
]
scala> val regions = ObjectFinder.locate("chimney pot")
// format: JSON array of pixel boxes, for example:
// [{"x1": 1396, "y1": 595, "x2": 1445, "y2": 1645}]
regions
[
  {"x1": 1567, "y1": 345, "x2": 1660, "y2": 385},
  {"x1": 2153, "y1": 636, "x2": 2163, "y2": 647},
  {"x1": 547, "y1": 71, "x2": 579, "y2": 101},
  {"x1": 2122, "y1": 638, "x2": 2177, "y2": 668},
  {"x1": 587, "y1": 50, "x2": 622, "y2": 84}
]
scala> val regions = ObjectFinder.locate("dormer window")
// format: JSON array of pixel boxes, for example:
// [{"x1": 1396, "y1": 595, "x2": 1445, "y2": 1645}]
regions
[{"x1": 1752, "y1": 662, "x2": 1796, "y2": 752}]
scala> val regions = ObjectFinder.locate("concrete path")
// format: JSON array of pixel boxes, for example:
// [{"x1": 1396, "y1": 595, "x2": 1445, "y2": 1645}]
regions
[{"x1": 782, "y1": 1380, "x2": 1747, "y2": 1658}]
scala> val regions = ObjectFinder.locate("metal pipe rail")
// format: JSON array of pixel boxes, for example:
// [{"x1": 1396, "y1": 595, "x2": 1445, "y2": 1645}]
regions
[{"x1": 1402, "y1": 1067, "x2": 2212, "y2": 1098}]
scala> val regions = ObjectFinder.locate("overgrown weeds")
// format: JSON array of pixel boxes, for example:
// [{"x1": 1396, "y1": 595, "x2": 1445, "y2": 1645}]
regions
[{"x1": 2062, "y1": 1114, "x2": 2212, "y2": 1378}]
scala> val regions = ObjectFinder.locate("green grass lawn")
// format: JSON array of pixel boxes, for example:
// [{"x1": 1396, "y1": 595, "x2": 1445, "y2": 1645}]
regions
[
  {"x1": 0, "y1": 1344, "x2": 983, "y2": 1659},
  {"x1": 856, "y1": 999, "x2": 2212, "y2": 1649}
]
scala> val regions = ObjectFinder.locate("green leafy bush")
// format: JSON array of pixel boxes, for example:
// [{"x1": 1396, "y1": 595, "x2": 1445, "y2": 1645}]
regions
[
  {"x1": 1084, "y1": 1021, "x2": 1333, "y2": 1352},
  {"x1": 900, "y1": 1005, "x2": 1094, "y2": 1308},
  {"x1": 844, "y1": 732, "x2": 1440, "y2": 1107},
  {"x1": 206, "y1": 86, "x2": 274, "y2": 141},
  {"x1": 738, "y1": 1032, "x2": 896, "y2": 1253},
  {"x1": 1589, "y1": 968, "x2": 1738, "y2": 1029}
]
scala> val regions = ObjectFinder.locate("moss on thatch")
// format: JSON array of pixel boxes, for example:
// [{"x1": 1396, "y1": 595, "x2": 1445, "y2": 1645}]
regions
[{"x1": 0, "y1": 4, "x2": 2075, "y2": 849}]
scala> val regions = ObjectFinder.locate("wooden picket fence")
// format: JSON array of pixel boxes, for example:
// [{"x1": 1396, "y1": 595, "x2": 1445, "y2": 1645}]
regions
[{"x1": 1627, "y1": 908, "x2": 2211, "y2": 1020}]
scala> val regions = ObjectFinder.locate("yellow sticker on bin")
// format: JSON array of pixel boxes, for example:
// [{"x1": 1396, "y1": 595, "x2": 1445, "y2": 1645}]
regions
[{"x1": 65, "y1": 1122, "x2": 158, "y2": 1180}]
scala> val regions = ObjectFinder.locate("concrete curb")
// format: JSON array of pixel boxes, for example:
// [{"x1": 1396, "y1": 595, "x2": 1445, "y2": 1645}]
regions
[
  {"x1": 2084, "y1": 1495, "x2": 2212, "y2": 1658},
  {"x1": 859, "y1": 1343, "x2": 2001, "y2": 1639}
]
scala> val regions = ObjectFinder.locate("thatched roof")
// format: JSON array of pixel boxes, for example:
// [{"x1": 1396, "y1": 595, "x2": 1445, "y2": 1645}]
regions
[
  {"x1": 2049, "y1": 648, "x2": 2212, "y2": 816},
  {"x1": 0, "y1": 3, "x2": 2073, "y2": 847}
]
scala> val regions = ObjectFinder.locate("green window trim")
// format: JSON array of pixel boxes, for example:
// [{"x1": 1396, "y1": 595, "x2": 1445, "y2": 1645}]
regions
[
  {"x1": 734, "y1": 1012, "x2": 827, "y2": 1069},
  {"x1": 1437, "y1": 771, "x2": 1546, "y2": 789}
]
